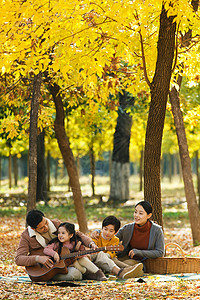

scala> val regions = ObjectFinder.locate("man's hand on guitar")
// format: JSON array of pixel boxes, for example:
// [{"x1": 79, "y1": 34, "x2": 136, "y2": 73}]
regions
[{"x1": 37, "y1": 256, "x2": 54, "y2": 268}]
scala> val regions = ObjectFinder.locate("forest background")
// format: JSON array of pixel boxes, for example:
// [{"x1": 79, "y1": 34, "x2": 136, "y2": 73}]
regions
[{"x1": 0, "y1": 0, "x2": 200, "y2": 298}]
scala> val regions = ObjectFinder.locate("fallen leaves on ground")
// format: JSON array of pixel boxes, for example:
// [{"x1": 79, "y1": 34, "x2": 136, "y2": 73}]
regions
[{"x1": 1, "y1": 217, "x2": 200, "y2": 299}]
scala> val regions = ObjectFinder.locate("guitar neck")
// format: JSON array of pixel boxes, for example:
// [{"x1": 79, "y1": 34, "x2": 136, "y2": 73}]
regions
[{"x1": 62, "y1": 246, "x2": 107, "y2": 260}]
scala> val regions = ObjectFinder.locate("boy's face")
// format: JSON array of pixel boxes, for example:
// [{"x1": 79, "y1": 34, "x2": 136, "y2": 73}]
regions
[{"x1": 102, "y1": 224, "x2": 116, "y2": 240}]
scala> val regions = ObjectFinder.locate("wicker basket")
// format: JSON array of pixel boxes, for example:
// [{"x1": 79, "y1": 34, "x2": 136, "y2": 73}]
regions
[{"x1": 144, "y1": 243, "x2": 200, "y2": 274}]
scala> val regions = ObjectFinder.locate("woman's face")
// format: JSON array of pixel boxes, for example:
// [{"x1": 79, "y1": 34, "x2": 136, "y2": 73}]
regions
[{"x1": 134, "y1": 205, "x2": 152, "y2": 226}]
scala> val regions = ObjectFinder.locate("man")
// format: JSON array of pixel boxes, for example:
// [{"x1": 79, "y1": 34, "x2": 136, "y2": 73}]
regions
[{"x1": 15, "y1": 209, "x2": 97, "y2": 281}]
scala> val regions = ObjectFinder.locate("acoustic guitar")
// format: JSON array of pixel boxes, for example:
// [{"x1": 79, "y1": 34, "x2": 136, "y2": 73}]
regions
[{"x1": 26, "y1": 244, "x2": 124, "y2": 282}]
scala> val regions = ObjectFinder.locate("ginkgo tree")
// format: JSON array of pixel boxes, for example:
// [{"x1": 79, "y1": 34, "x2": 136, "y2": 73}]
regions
[{"x1": 0, "y1": 0, "x2": 200, "y2": 235}]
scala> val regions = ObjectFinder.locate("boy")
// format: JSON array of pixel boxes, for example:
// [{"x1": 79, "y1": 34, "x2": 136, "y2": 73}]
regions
[
  {"x1": 92, "y1": 216, "x2": 121, "y2": 259},
  {"x1": 91, "y1": 216, "x2": 144, "y2": 277}
]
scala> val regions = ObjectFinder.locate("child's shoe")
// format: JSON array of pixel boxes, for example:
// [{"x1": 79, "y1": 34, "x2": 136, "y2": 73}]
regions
[
  {"x1": 83, "y1": 269, "x2": 107, "y2": 281},
  {"x1": 117, "y1": 263, "x2": 144, "y2": 279}
]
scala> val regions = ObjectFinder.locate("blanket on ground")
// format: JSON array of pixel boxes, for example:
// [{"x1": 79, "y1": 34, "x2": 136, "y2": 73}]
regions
[{"x1": 1, "y1": 273, "x2": 200, "y2": 285}]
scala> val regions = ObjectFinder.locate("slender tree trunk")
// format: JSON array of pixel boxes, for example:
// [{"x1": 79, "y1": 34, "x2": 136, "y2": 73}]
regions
[
  {"x1": 139, "y1": 148, "x2": 143, "y2": 191},
  {"x1": 168, "y1": 154, "x2": 172, "y2": 183},
  {"x1": 168, "y1": 0, "x2": 200, "y2": 245},
  {"x1": 47, "y1": 150, "x2": 50, "y2": 192},
  {"x1": 13, "y1": 154, "x2": 18, "y2": 186},
  {"x1": 27, "y1": 72, "x2": 42, "y2": 213},
  {"x1": 37, "y1": 131, "x2": 48, "y2": 203},
  {"x1": 76, "y1": 155, "x2": 81, "y2": 177},
  {"x1": 0, "y1": 155, "x2": 1, "y2": 187},
  {"x1": 55, "y1": 158, "x2": 58, "y2": 185},
  {"x1": 174, "y1": 154, "x2": 178, "y2": 176},
  {"x1": 109, "y1": 90, "x2": 134, "y2": 203},
  {"x1": 144, "y1": 6, "x2": 176, "y2": 226},
  {"x1": 90, "y1": 144, "x2": 95, "y2": 196},
  {"x1": 169, "y1": 82, "x2": 200, "y2": 244},
  {"x1": 177, "y1": 154, "x2": 182, "y2": 182},
  {"x1": 9, "y1": 147, "x2": 12, "y2": 189},
  {"x1": 196, "y1": 150, "x2": 200, "y2": 208},
  {"x1": 49, "y1": 82, "x2": 88, "y2": 233}
]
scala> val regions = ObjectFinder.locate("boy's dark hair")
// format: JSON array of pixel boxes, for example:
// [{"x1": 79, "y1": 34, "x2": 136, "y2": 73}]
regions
[
  {"x1": 26, "y1": 209, "x2": 44, "y2": 229},
  {"x1": 102, "y1": 216, "x2": 121, "y2": 232}
]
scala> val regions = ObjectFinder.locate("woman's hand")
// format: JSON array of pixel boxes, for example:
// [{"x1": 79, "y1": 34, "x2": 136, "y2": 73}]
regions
[
  {"x1": 128, "y1": 249, "x2": 135, "y2": 259},
  {"x1": 54, "y1": 252, "x2": 60, "y2": 264}
]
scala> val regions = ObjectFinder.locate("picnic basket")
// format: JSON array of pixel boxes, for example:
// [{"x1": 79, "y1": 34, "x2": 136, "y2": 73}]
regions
[{"x1": 144, "y1": 243, "x2": 200, "y2": 274}]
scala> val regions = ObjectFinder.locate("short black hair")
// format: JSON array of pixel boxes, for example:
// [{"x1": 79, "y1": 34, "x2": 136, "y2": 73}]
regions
[
  {"x1": 102, "y1": 216, "x2": 121, "y2": 232},
  {"x1": 26, "y1": 209, "x2": 44, "y2": 229}
]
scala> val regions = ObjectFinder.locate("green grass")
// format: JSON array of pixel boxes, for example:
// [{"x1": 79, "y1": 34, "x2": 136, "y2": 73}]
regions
[
  {"x1": 0, "y1": 174, "x2": 191, "y2": 228},
  {"x1": 0, "y1": 201, "x2": 189, "y2": 229}
]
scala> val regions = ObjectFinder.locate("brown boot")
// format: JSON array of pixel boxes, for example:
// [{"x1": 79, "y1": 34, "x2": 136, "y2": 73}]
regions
[{"x1": 83, "y1": 269, "x2": 107, "y2": 281}]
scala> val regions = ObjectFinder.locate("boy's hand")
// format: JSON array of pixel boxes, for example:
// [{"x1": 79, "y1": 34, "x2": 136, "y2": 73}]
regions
[
  {"x1": 90, "y1": 230, "x2": 100, "y2": 240},
  {"x1": 54, "y1": 252, "x2": 60, "y2": 264}
]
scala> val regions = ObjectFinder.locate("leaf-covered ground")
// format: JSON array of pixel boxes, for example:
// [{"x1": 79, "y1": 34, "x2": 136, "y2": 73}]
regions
[{"x1": 1, "y1": 216, "x2": 200, "y2": 299}]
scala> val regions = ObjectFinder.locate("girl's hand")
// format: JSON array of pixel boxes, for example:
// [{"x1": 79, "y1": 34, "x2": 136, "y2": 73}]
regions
[
  {"x1": 54, "y1": 252, "x2": 60, "y2": 264},
  {"x1": 128, "y1": 249, "x2": 135, "y2": 259}
]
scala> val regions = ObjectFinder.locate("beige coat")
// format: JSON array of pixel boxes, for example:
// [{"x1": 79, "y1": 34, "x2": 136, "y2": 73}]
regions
[{"x1": 15, "y1": 219, "x2": 93, "y2": 267}]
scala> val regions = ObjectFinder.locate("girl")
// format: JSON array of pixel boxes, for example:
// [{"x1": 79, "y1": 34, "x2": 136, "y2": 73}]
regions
[{"x1": 43, "y1": 222, "x2": 107, "y2": 281}]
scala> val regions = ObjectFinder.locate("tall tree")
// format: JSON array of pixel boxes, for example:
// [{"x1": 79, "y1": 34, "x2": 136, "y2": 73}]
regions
[
  {"x1": 169, "y1": 0, "x2": 200, "y2": 245},
  {"x1": 48, "y1": 82, "x2": 88, "y2": 233},
  {"x1": 109, "y1": 90, "x2": 134, "y2": 204},
  {"x1": 27, "y1": 73, "x2": 42, "y2": 213},
  {"x1": 37, "y1": 131, "x2": 48, "y2": 203},
  {"x1": 144, "y1": 6, "x2": 176, "y2": 226}
]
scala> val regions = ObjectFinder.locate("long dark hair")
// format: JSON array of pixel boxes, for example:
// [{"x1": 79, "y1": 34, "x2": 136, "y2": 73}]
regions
[{"x1": 48, "y1": 222, "x2": 78, "y2": 256}]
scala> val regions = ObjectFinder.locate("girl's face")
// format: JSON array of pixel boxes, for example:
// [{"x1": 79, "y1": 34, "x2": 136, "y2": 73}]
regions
[
  {"x1": 58, "y1": 226, "x2": 73, "y2": 243},
  {"x1": 134, "y1": 205, "x2": 152, "y2": 226}
]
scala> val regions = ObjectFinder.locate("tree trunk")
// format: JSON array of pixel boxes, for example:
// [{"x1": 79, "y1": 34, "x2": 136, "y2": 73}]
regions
[
  {"x1": 196, "y1": 150, "x2": 200, "y2": 208},
  {"x1": 139, "y1": 148, "x2": 143, "y2": 191},
  {"x1": 8, "y1": 147, "x2": 12, "y2": 189},
  {"x1": 13, "y1": 154, "x2": 18, "y2": 186},
  {"x1": 174, "y1": 154, "x2": 178, "y2": 176},
  {"x1": 0, "y1": 155, "x2": 1, "y2": 187},
  {"x1": 109, "y1": 90, "x2": 134, "y2": 203},
  {"x1": 168, "y1": 0, "x2": 200, "y2": 245},
  {"x1": 49, "y1": 82, "x2": 88, "y2": 233},
  {"x1": 27, "y1": 72, "x2": 42, "y2": 213},
  {"x1": 144, "y1": 6, "x2": 176, "y2": 226},
  {"x1": 47, "y1": 150, "x2": 50, "y2": 192},
  {"x1": 169, "y1": 81, "x2": 200, "y2": 244},
  {"x1": 55, "y1": 158, "x2": 58, "y2": 185},
  {"x1": 37, "y1": 131, "x2": 48, "y2": 203},
  {"x1": 168, "y1": 154, "x2": 172, "y2": 183},
  {"x1": 90, "y1": 144, "x2": 95, "y2": 196},
  {"x1": 76, "y1": 155, "x2": 81, "y2": 177}
]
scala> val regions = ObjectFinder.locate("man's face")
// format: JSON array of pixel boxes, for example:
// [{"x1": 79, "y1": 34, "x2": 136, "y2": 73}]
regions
[{"x1": 35, "y1": 217, "x2": 49, "y2": 233}]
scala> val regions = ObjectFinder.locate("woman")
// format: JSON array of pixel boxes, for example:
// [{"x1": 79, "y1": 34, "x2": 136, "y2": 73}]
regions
[{"x1": 115, "y1": 200, "x2": 165, "y2": 266}]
